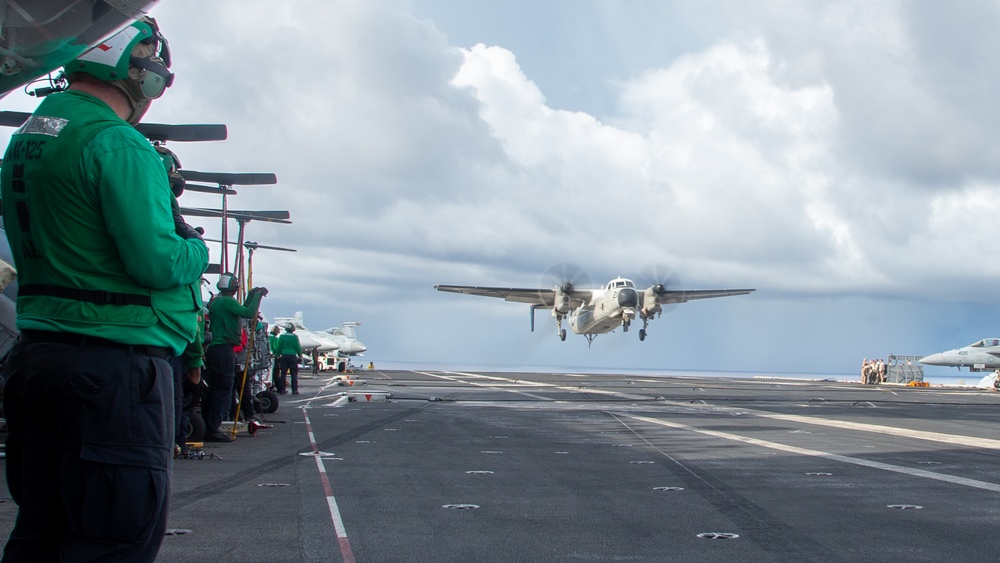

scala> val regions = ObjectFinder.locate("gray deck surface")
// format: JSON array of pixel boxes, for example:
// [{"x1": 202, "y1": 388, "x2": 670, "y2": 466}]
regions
[{"x1": 2, "y1": 370, "x2": 999, "y2": 562}]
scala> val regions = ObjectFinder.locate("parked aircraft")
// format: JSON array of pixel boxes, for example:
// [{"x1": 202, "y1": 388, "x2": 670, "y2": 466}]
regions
[
  {"x1": 271, "y1": 312, "x2": 341, "y2": 354},
  {"x1": 321, "y1": 322, "x2": 368, "y2": 356},
  {"x1": 919, "y1": 339, "x2": 1000, "y2": 372},
  {"x1": 435, "y1": 272, "x2": 754, "y2": 345},
  {"x1": 270, "y1": 313, "x2": 368, "y2": 372}
]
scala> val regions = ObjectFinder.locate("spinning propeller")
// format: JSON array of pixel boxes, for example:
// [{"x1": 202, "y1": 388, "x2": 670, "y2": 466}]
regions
[{"x1": 532, "y1": 263, "x2": 592, "y2": 337}]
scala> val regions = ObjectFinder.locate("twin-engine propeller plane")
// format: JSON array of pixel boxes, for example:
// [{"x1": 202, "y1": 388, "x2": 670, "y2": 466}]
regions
[{"x1": 435, "y1": 271, "x2": 755, "y2": 345}]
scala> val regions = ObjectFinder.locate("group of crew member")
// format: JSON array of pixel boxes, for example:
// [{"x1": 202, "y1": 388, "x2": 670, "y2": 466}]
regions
[{"x1": 861, "y1": 358, "x2": 888, "y2": 384}]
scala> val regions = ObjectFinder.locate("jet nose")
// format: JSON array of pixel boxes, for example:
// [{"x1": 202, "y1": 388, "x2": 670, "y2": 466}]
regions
[
  {"x1": 349, "y1": 341, "x2": 367, "y2": 354},
  {"x1": 618, "y1": 288, "x2": 638, "y2": 308},
  {"x1": 919, "y1": 353, "x2": 945, "y2": 366}
]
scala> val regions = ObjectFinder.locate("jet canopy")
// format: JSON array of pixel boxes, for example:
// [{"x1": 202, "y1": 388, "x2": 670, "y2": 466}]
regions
[{"x1": 968, "y1": 339, "x2": 1000, "y2": 348}]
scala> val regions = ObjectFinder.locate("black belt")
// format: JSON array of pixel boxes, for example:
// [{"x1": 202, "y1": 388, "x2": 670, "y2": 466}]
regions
[
  {"x1": 19, "y1": 330, "x2": 172, "y2": 359},
  {"x1": 18, "y1": 284, "x2": 152, "y2": 307}
]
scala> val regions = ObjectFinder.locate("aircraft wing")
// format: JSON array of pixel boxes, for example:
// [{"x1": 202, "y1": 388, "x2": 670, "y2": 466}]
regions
[
  {"x1": 640, "y1": 288, "x2": 756, "y2": 307},
  {"x1": 435, "y1": 285, "x2": 596, "y2": 308},
  {"x1": 435, "y1": 285, "x2": 556, "y2": 306}
]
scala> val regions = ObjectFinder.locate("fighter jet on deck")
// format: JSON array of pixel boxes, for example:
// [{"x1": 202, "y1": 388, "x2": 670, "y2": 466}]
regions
[{"x1": 919, "y1": 339, "x2": 1000, "y2": 372}]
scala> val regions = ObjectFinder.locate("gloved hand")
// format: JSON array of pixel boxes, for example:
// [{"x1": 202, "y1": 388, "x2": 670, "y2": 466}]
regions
[
  {"x1": 173, "y1": 208, "x2": 203, "y2": 240},
  {"x1": 250, "y1": 286, "x2": 269, "y2": 297}
]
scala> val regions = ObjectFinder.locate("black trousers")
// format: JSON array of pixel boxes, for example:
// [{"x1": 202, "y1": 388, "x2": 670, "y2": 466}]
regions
[
  {"x1": 279, "y1": 354, "x2": 299, "y2": 393},
  {"x1": 2, "y1": 340, "x2": 173, "y2": 563},
  {"x1": 203, "y1": 344, "x2": 235, "y2": 435}
]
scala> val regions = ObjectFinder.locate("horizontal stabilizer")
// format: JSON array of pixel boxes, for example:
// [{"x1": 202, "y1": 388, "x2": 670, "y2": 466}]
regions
[
  {"x1": 179, "y1": 171, "x2": 277, "y2": 186},
  {"x1": 0, "y1": 113, "x2": 228, "y2": 144},
  {"x1": 204, "y1": 238, "x2": 297, "y2": 252},
  {"x1": 0, "y1": 111, "x2": 28, "y2": 127},
  {"x1": 135, "y1": 123, "x2": 228, "y2": 142},
  {"x1": 180, "y1": 207, "x2": 292, "y2": 224},
  {"x1": 182, "y1": 183, "x2": 238, "y2": 195}
]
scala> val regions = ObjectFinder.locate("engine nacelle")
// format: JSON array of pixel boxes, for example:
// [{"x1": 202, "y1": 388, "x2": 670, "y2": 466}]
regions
[
  {"x1": 553, "y1": 284, "x2": 573, "y2": 315},
  {"x1": 642, "y1": 286, "x2": 663, "y2": 319}
]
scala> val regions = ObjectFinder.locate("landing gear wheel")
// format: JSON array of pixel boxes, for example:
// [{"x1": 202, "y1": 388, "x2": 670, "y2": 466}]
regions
[
  {"x1": 184, "y1": 410, "x2": 206, "y2": 442},
  {"x1": 255, "y1": 390, "x2": 279, "y2": 414},
  {"x1": 623, "y1": 323, "x2": 629, "y2": 333},
  {"x1": 559, "y1": 329, "x2": 567, "y2": 341},
  {"x1": 639, "y1": 329, "x2": 646, "y2": 341}
]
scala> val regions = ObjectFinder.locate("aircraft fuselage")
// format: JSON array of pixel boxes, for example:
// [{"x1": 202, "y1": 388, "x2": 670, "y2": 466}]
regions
[
  {"x1": 919, "y1": 338, "x2": 1000, "y2": 371},
  {"x1": 568, "y1": 284, "x2": 638, "y2": 335}
]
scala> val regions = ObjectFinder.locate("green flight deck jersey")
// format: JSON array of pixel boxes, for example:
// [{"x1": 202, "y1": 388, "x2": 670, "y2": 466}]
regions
[
  {"x1": 206, "y1": 292, "x2": 264, "y2": 347},
  {"x1": 276, "y1": 332, "x2": 302, "y2": 356},
  {"x1": 0, "y1": 90, "x2": 209, "y2": 355}
]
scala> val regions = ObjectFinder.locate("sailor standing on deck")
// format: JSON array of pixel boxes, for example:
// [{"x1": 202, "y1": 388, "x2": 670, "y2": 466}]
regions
[
  {"x1": 203, "y1": 274, "x2": 266, "y2": 442},
  {"x1": 0, "y1": 18, "x2": 206, "y2": 562},
  {"x1": 269, "y1": 324, "x2": 282, "y2": 391},
  {"x1": 277, "y1": 323, "x2": 303, "y2": 395}
]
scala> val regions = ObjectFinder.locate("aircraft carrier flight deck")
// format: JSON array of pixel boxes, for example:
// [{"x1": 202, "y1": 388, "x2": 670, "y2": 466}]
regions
[{"x1": 2, "y1": 370, "x2": 999, "y2": 562}]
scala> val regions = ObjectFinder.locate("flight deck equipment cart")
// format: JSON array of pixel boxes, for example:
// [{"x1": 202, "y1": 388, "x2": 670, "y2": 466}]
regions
[
  {"x1": 885, "y1": 355, "x2": 924, "y2": 384},
  {"x1": 230, "y1": 302, "x2": 278, "y2": 440}
]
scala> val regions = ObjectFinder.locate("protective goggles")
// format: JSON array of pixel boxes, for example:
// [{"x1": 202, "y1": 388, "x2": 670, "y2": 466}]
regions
[
  {"x1": 130, "y1": 55, "x2": 174, "y2": 99},
  {"x1": 130, "y1": 25, "x2": 174, "y2": 99}
]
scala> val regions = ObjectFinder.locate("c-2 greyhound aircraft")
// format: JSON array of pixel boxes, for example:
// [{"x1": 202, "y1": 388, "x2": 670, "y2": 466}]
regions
[
  {"x1": 435, "y1": 275, "x2": 754, "y2": 345},
  {"x1": 919, "y1": 339, "x2": 1000, "y2": 372}
]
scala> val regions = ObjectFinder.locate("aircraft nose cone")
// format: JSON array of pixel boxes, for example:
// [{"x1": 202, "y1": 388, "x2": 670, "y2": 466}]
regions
[
  {"x1": 618, "y1": 288, "x2": 638, "y2": 308},
  {"x1": 919, "y1": 353, "x2": 945, "y2": 366},
  {"x1": 350, "y1": 341, "x2": 367, "y2": 354}
]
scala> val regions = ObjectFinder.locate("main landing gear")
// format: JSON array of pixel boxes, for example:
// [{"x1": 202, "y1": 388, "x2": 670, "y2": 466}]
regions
[
  {"x1": 555, "y1": 313, "x2": 567, "y2": 341},
  {"x1": 638, "y1": 315, "x2": 651, "y2": 341}
]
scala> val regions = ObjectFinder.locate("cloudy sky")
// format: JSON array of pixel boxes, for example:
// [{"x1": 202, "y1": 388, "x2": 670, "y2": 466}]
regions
[{"x1": 5, "y1": 0, "x2": 1000, "y2": 377}]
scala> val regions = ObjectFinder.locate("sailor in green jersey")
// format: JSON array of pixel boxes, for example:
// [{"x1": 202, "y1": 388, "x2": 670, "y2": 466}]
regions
[
  {"x1": 269, "y1": 325, "x2": 282, "y2": 393},
  {"x1": 203, "y1": 273, "x2": 266, "y2": 442},
  {"x1": 277, "y1": 323, "x2": 303, "y2": 394},
  {"x1": 0, "y1": 18, "x2": 203, "y2": 563}
]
